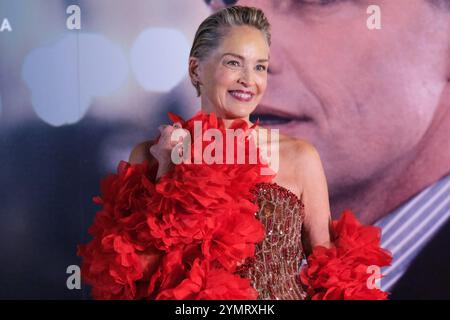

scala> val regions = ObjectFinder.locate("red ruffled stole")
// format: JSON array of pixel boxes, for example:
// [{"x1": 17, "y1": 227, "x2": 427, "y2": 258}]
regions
[
  {"x1": 300, "y1": 210, "x2": 392, "y2": 300},
  {"x1": 77, "y1": 111, "x2": 274, "y2": 299},
  {"x1": 77, "y1": 111, "x2": 392, "y2": 300}
]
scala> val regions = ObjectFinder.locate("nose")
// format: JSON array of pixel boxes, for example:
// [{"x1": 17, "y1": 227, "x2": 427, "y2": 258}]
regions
[{"x1": 238, "y1": 68, "x2": 255, "y2": 87}]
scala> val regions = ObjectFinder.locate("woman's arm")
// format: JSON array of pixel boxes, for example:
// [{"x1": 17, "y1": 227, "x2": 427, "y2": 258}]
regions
[
  {"x1": 129, "y1": 140, "x2": 156, "y2": 164},
  {"x1": 295, "y1": 140, "x2": 332, "y2": 255},
  {"x1": 128, "y1": 127, "x2": 181, "y2": 276},
  {"x1": 129, "y1": 139, "x2": 162, "y2": 183},
  {"x1": 297, "y1": 143, "x2": 392, "y2": 299}
]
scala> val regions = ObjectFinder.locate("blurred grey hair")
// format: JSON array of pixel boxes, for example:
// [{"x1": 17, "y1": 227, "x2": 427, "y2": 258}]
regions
[{"x1": 189, "y1": 5, "x2": 271, "y2": 97}]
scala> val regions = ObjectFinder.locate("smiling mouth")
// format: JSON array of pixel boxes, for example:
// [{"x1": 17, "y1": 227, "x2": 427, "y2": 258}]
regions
[{"x1": 250, "y1": 113, "x2": 313, "y2": 125}]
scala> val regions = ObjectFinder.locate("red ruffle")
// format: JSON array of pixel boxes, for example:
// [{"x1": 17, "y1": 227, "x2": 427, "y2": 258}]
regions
[
  {"x1": 299, "y1": 210, "x2": 392, "y2": 300},
  {"x1": 78, "y1": 111, "x2": 392, "y2": 300},
  {"x1": 155, "y1": 258, "x2": 258, "y2": 300},
  {"x1": 77, "y1": 111, "x2": 274, "y2": 299}
]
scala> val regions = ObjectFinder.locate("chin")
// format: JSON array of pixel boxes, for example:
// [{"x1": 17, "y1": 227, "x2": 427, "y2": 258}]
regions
[
  {"x1": 229, "y1": 105, "x2": 258, "y2": 118},
  {"x1": 227, "y1": 109, "x2": 254, "y2": 119}
]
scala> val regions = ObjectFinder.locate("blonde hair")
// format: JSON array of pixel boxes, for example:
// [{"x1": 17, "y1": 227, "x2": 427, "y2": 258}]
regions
[{"x1": 189, "y1": 5, "x2": 271, "y2": 97}]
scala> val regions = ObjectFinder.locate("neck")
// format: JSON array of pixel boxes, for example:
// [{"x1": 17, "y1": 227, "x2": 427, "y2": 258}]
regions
[
  {"x1": 200, "y1": 107, "x2": 253, "y2": 129},
  {"x1": 222, "y1": 117, "x2": 253, "y2": 129}
]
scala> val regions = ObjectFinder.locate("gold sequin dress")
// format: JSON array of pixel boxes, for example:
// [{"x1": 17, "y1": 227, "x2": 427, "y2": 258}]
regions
[{"x1": 236, "y1": 182, "x2": 307, "y2": 300}]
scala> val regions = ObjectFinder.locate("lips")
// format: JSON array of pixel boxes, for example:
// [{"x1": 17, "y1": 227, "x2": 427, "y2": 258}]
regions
[
  {"x1": 250, "y1": 105, "x2": 313, "y2": 125},
  {"x1": 228, "y1": 90, "x2": 254, "y2": 102}
]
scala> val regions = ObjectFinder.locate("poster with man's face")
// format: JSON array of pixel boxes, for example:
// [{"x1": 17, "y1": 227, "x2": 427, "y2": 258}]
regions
[{"x1": 0, "y1": 0, "x2": 449, "y2": 300}]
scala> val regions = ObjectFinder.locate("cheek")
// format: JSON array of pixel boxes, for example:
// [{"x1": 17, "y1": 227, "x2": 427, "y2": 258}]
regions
[
  {"x1": 351, "y1": 42, "x2": 442, "y2": 141},
  {"x1": 260, "y1": 77, "x2": 268, "y2": 94},
  {"x1": 255, "y1": 74, "x2": 268, "y2": 94},
  {"x1": 213, "y1": 68, "x2": 238, "y2": 89}
]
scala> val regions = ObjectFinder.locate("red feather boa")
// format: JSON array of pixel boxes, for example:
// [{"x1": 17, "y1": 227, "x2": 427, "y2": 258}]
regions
[
  {"x1": 77, "y1": 111, "x2": 392, "y2": 300},
  {"x1": 300, "y1": 210, "x2": 392, "y2": 300}
]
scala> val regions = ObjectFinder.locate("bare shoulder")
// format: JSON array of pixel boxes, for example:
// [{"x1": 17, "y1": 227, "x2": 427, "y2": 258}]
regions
[
  {"x1": 292, "y1": 138, "x2": 328, "y2": 204},
  {"x1": 279, "y1": 134, "x2": 318, "y2": 163},
  {"x1": 128, "y1": 139, "x2": 157, "y2": 165},
  {"x1": 282, "y1": 137, "x2": 323, "y2": 196},
  {"x1": 292, "y1": 138, "x2": 322, "y2": 174},
  {"x1": 293, "y1": 138, "x2": 319, "y2": 159},
  {"x1": 255, "y1": 125, "x2": 318, "y2": 167}
]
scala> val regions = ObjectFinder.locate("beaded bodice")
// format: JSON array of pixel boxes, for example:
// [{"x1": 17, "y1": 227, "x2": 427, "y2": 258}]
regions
[{"x1": 236, "y1": 182, "x2": 307, "y2": 300}]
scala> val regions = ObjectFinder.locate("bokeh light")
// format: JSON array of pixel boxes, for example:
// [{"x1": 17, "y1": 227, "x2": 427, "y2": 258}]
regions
[
  {"x1": 22, "y1": 33, "x2": 129, "y2": 126},
  {"x1": 130, "y1": 27, "x2": 190, "y2": 92}
]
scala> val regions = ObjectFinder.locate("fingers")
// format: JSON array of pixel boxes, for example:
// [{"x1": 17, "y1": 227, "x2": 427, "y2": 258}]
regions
[
  {"x1": 158, "y1": 123, "x2": 188, "y2": 143},
  {"x1": 158, "y1": 124, "x2": 170, "y2": 134},
  {"x1": 151, "y1": 123, "x2": 190, "y2": 160},
  {"x1": 152, "y1": 123, "x2": 181, "y2": 151},
  {"x1": 158, "y1": 123, "x2": 183, "y2": 135}
]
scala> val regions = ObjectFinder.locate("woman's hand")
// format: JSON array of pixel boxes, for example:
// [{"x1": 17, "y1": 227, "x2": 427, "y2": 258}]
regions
[{"x1": 150, "y1": 122, "x2": 188, "y2": 181}]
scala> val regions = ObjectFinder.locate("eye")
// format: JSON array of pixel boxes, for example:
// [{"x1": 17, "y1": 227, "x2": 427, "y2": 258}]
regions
[
  {"x1": 227, "y1": 60, "x2": 240, "y2": 67},
  {"x1": 256, "y1": 65, "x2": 267, "y2": 72}
]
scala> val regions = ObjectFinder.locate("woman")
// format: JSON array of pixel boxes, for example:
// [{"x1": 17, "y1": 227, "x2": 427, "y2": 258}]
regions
[
  {"x1": 78, "y1": 5, "x2": 391, "y2": 300},
  {"x1": 133, "y1": 4, "x2": 330, "y2": 260}
]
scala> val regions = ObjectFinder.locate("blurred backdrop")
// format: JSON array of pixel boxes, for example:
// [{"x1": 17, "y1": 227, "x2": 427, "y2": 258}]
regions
[
  {"x1": 0, "y1": 0, "x2": 210, "y2": 299},
  {"x1": 1, "y1": 0, "x2": 450, "y2": 300}
]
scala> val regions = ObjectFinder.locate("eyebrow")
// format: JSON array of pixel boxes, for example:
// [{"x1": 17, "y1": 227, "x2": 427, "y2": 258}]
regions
[{"x1": 221, "y1": 52, "x2": 269, "y2": 63}]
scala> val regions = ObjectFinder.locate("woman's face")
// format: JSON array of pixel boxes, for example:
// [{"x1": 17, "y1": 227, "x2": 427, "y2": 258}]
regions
[{"x1": 190, "y1": 25, "x2": 270, "y2": 120}]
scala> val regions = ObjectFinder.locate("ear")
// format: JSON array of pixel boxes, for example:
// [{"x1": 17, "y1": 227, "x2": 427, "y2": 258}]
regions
[{"x1": 188, "y1": 57, "x2": 203, "y2": 86}]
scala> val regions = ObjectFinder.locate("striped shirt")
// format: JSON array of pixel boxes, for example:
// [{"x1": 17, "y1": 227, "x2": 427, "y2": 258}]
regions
[{"x1": 374, "y1": 172, "x2": 450, "y2": 292}]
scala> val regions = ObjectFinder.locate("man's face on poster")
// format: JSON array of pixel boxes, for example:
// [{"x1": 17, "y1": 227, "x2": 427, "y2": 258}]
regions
[{"x1": 210, "y1": 0, "x2": 449, "y2": 197}]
